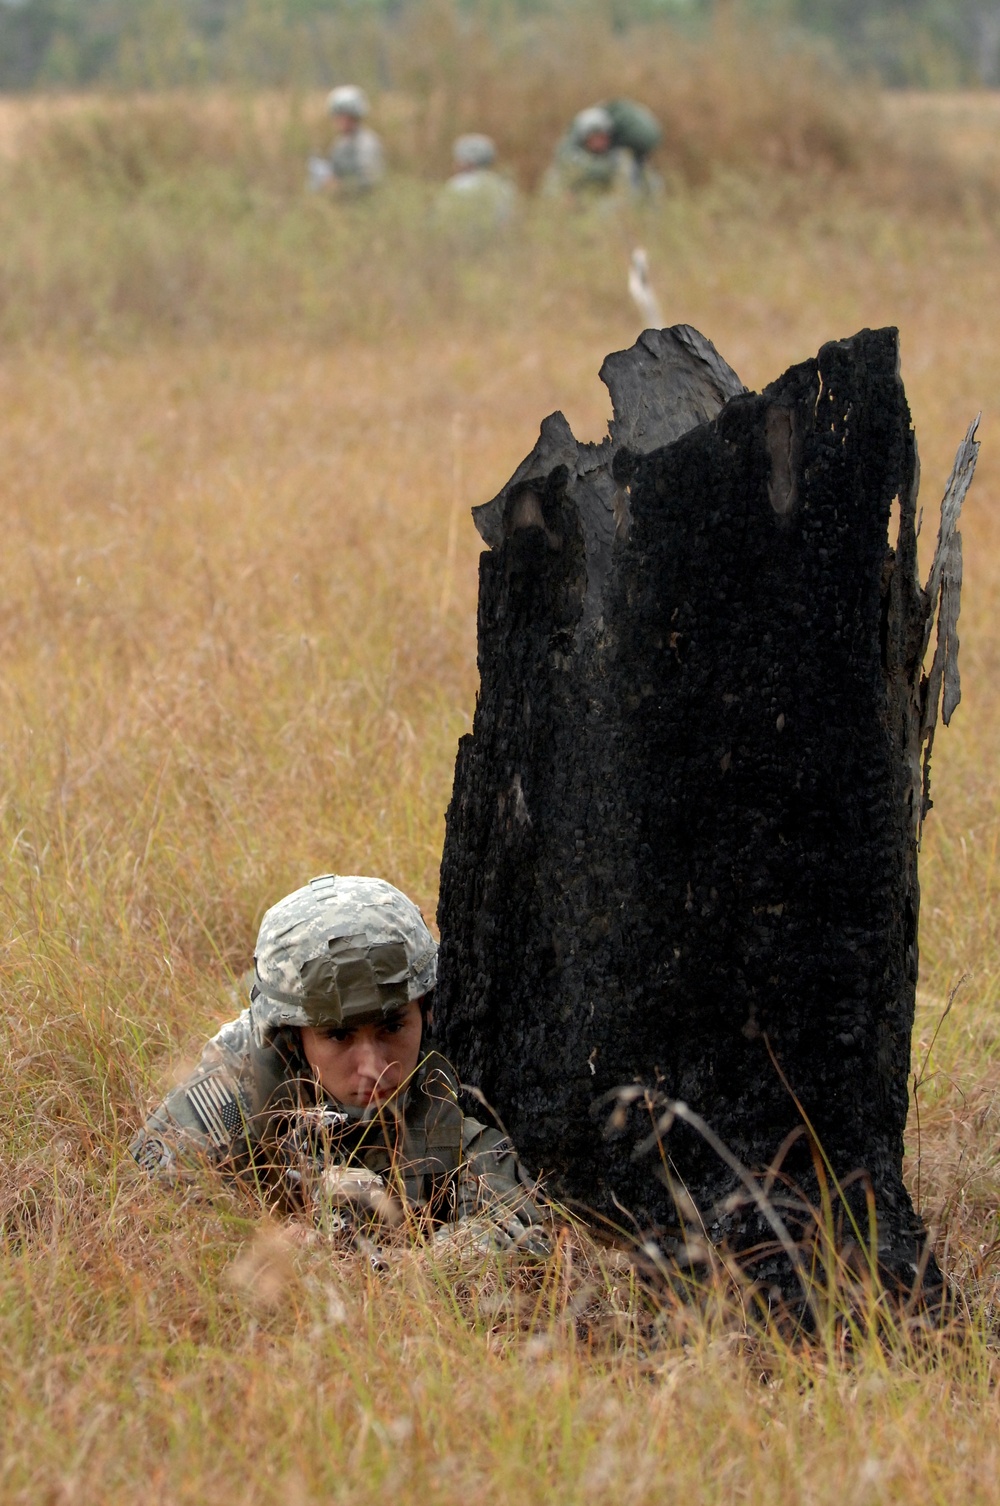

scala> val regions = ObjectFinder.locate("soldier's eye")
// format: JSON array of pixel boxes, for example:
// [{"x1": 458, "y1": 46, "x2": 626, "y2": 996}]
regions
[
  {"x1": 383, "y1": 1017, "x2": 405, "y2": 1034},
  {"x1": 324, "y1": 1027, "x2": 353, "y2": 1043}
]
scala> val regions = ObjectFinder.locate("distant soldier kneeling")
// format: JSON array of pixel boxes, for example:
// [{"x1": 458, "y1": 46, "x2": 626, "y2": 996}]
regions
[
  {"x1": 131, "y1": 875, "x2": 548, "y2": 1256},
  {"x1": 544, "y1": 99, "x2": 662, "y2": 201},
  {"x1": 436, "y1": 133, "x2": 518, "y2": 237}
]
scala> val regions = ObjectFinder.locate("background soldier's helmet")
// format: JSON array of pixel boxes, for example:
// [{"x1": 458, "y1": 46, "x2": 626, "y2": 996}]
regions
[
  {"x1": 252, "y1": 875, "x2": 437, "y2": 1033},
  {"x1": 571, "y1": 105, "x2": 614, "y2": 145},
  {"x1": 452, "y1": 133, "x2": 497, "y2": 169},
  {"x1": 327, "y1": 85, "x2": 370, "y2": 119}
]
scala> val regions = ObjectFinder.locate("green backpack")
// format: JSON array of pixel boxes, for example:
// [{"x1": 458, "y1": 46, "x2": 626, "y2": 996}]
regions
[{"x1": 605, "y1": 98, "x2": 662, "y2": 159}]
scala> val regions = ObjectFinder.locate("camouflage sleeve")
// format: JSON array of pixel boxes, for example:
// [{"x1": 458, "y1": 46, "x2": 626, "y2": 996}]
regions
[
  {"x1": 129, "y1": 1012, "x2": 256, "y2": 1183},
  {"x1": 355, "y1": 129, "x2": 385, "y2": 187},
  {"x1": 544, "y1": 141, "x2": 631, "y2": 197},
  {"x1": 452, "y1": 1115, "x2": 550, "y2": 1255}
]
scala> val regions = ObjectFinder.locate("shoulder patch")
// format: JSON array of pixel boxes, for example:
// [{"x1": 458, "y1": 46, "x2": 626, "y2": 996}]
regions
[
  {"x1": 185, "y1": 1074, "x2": 245, "y2": 1149},
  {"x1": 131, "y1": 1131, "x2": 177, "y2": 1176}
]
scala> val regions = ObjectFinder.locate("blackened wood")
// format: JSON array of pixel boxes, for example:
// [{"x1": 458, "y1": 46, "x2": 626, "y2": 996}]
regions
[{"x1": 436, "y1": 325, "x2": 975, "y2": 1293}]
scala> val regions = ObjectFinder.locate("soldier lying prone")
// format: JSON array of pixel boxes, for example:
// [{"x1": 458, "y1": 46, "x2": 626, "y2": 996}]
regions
[{"x1": 131, "y1": 875, "x2": 549, "y2": 1258}]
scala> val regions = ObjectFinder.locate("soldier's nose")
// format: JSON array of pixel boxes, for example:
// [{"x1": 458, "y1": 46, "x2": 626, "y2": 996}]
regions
[{"x1": 356, "y1": 1037, "x2": 392, "y2": 1083}]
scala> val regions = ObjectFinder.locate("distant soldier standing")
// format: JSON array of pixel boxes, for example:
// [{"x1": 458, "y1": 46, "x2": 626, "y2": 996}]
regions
[
  {"x1": 131, "y1": 875, "x2": 548, "y2": 1255},
  {"x1": 308, "y1": 85, "x2": 385, "y2": 194}
]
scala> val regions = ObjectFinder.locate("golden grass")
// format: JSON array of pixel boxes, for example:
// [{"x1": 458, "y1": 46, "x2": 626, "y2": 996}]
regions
[
  {"x1": 0, "y1": 5, "x2": 881, "y2": 186},
  {"x1": 2, "y1": 74, "x2": 1000, "y2": 1503},
  {"x1": 882, "y1": 90, "x2": 1000, "y2": 176}
]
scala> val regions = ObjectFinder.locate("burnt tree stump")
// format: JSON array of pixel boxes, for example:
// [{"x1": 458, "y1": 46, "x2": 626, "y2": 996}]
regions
[{"x1": 436, "y1": 326, "x2": 976, "y2": 1295}]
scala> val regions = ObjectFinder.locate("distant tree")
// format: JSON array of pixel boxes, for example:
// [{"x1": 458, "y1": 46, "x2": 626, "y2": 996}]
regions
[
  {"x1": 781, "y1": 0, "x2": 994, "y2": 84},
  {"x1": 955, "y1": 1, "x2": 1000, "y2": 83},
  {"x1": 0, "y1": 0, "x2": 64, "y2": 89},
  {"x1": 0, "y1": 0, "x2": 995, "y2": 91}
]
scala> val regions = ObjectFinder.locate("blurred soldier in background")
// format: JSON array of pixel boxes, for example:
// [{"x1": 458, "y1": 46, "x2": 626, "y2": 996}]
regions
[
  {"x1": 131, "y1": 874, "x2": 548, "y2": 1258},
  {"x1": 544, "y1": 99, "x2": 662, "y2": 200},
  {"x1": 544, "y1": 105, "x2": 629, "y2": 199},
  {"x1": 435, "y1": 133, "x2": 518, "y2": 242},
  {"x1": 308, "y1": 85, "x2": 385, "y2": 194}
]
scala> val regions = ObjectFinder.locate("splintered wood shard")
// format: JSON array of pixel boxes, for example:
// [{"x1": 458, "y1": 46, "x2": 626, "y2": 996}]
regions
[
  {"x1": 438, "y1": 324, "x2": 976, "y2": 1300},
  {"x1": 919, "y1": 418, "x2": 979, "y2": 826}
]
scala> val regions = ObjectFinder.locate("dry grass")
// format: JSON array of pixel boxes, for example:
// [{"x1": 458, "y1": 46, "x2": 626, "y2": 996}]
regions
[
  {"x1": 882, "y1": 89, "x2": 1000, "y2": 177},
  {"x1": 0, "y1": 6, "x2": 881, "y2": 186},
  {"x1": 2, "y1": 13, "x2": 999, "y2": 350},
  {"x1": 2, "y1": 60, "x2": 1000, "y2": 1505}
]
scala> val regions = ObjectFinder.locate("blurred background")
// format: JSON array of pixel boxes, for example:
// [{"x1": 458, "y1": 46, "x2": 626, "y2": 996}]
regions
[
  {"x1": 1, "y1": 0, "x2": 999, "y2": 94},
  {"x1": 1, "y1": 0, "x2": 999, "y2": 346}
]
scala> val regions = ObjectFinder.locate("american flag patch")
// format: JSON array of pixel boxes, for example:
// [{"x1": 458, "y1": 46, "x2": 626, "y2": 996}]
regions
[{"x1": 186, "y1": 1075, "x2": 245, "y2": 1149}]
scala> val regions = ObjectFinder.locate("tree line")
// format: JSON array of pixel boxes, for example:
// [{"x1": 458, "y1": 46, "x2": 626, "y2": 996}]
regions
[{"x1": 0, "y1": 0, "x2": 997, "y2": 93}]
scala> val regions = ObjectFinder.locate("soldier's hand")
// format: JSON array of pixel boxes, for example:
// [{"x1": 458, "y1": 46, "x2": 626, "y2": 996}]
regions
[
  {"x1": 315, "y1": 1165, "x2": 403, "y2": 1237},
  {"x1": 436, "y1": 1214, "x2": 551, "y2": 1261}
]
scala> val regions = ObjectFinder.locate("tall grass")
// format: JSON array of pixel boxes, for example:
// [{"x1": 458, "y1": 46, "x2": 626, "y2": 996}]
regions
[
  {"x1": 1, "y1": 41, "x2": 1000, "y2": 1505},
  {"x1": 381, "y1": 3, "x2": 877, "y2": 185},
  {"x1": 0, "y1": 10, "x2": 997, "y2": 348}
]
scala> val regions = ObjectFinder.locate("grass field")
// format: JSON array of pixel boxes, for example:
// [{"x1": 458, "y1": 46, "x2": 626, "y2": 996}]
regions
[{"x1": 3, "y1": 68, "x2": 1000, "y2": 1503}]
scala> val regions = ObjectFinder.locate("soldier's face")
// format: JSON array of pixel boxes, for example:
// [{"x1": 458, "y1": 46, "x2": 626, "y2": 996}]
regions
[
  {"x1": 584, "y1": 130, "x2": 611, "y2": 154},
  {"x1": 300, "y1": 1000, "x2": 424, "y2": 1108},
  {"x1": 335, "y1": 112, "x2": 359, "y2": 134}
]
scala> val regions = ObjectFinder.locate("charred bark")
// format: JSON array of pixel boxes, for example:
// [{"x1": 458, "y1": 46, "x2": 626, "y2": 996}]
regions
[{"x1": 436, "y1": 326, "x2": 977, "y2": 1299}]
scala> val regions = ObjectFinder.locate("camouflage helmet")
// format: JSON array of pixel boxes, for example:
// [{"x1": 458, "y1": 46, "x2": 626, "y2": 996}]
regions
[
  {"x1": 571, "y1": 105, "x2": 613, "y2": 145},
  {"x1": 328, "y1": 85, "x2": 370, "y2": 120},
  {"x1": 252, "y1": 875, "x2": 437, "y2": 1033},
  {"x1": 453, "y1": 133, "x2": 497, "y2": 170}
]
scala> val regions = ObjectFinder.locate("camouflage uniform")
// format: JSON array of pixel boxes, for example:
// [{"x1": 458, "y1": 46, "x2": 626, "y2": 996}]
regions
[
  {"x1": 131, "y1": 876, "x2": 547, "y2": 1253},
  {"x1": 328, "y1": 127, "x2": 385, "y2": 191},
  {"x1": 437, "y1": 135, "x2": 517, "y2": 238},
  {"x1": 324, "y1": 85, "x2": 384, "y2": 192},
  {"x1": 543, "y1": 101, "x2": 661, "y2": 200},
  {"x1": 543, "y1": 138, "x2": 632, "y2": 198}
]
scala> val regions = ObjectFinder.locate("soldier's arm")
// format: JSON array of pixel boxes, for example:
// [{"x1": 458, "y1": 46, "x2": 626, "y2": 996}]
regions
[
  {"x1": 129, "y1": 1013, "x2": 256, "y2": 1183},
  {"x1": 357, "y1": 129, "x2": 385, "y2": 186},
  {"x1": 451, "y1": 1115, "x2": 551, "y2": 1255}
]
